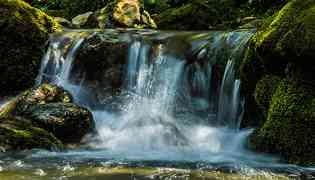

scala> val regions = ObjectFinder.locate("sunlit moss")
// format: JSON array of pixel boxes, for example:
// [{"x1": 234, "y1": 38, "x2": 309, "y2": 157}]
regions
[{"x1": 250, "y1": 79, "x2": 315, "y2": 165}]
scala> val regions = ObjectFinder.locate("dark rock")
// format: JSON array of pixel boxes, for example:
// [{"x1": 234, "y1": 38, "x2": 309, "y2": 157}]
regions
[
  {"x1": 0, "y1": 84, "x2": 95, "y2": 145},
  {"x1": 20, "y1": 103, "x2": 94, "y2": 144}
]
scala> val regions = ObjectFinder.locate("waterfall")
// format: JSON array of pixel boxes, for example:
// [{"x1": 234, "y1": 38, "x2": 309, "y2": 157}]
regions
[{"x1": 37, "y1": 29, "x2": 255, "y2": 161}]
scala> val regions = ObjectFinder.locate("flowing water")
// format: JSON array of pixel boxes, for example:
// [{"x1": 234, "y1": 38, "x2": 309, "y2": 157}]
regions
[{"x1": 1, "y1": 29, "x2": 314, "y2": 179}]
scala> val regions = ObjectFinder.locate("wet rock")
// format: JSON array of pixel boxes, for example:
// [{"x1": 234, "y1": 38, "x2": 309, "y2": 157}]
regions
[
  {"x1": 72, "y1": 33, "x2": 129, "y2": 105},
  {"x1": 20, "y1": 103, "x2": 94, "y2": 144},
  {"x1": 0, "y1": 0, "x2": 60, "y2": 96},
  {"x1": 0, "y1": 84, "x2": 95, "y2": 145}
]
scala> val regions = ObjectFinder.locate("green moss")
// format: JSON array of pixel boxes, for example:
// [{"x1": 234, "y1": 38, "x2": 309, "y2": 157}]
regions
[
  {"x1": 254, "y1": 75, "x2": 281, "y2": 116},
  {"x1": 0, "y1": 0, "x2": 61, "y2": 96},
  {"x1": 255, "y1": 0, "x2": 315, "y2": 64},
  {"x1": 0, "y1": 116, "x2": 63, "y2": 151},
  {"x1": 249, "y1": 79, "x2": 315, "y2": 165}
]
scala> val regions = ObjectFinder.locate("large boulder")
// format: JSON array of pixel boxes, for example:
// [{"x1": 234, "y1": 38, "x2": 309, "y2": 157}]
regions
[
  {"x1": 0, "y1": 0, "x2": 60, "y2": 96},
  {"x1": 240, "y1": 0, "x2": 315, "y2": 165},
  {"x1": 0, "y1": 116, "x2": 63, "y2": 151},
  {"x1": 0, "y1": 84, "x2": 95, "y2": 145}
]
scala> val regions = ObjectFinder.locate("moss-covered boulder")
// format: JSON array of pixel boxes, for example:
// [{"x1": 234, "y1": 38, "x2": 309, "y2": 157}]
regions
[
  {"x1": 0, "y1": 116, "x2": 63, "y2": 151},
  {"x1": 240, "y1": 0, "x2": 315, "y2": 165},
  {"x1": 249, "y1": 79, "x2": 315, "y2": 165},
  {"x1": 255, "y1": 0, "x2": 315, "y2": 64},
  {"x1": 0, "y1": 84, "x2": 94, "y2": 144},
  {"x1": 0, "y1": 0, "x2": 60, "y2": 96}
]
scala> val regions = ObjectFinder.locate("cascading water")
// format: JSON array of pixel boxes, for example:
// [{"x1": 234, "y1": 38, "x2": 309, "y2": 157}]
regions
[
  {"x1": 3, "y1": 29, "x2": 313, "y2": 179},
  {"x1": 34, "y1": 29, "x2": 261, "y2": 162}
]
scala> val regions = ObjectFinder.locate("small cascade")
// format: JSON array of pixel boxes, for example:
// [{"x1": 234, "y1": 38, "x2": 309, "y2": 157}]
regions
[
  {"x1": 36, "y1": 33, "x2": 86, "y2": 86},
  {"x1": 36, "y1": 32, "x2": 95, "y2": 105},
  {"x1": 37, "y1": 29, "x2": 255, "y2": 161}
]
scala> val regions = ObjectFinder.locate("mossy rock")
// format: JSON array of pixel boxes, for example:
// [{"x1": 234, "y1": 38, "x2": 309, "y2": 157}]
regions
[
  {"x1": 20, "y1": 103, "x2": 94, "y2": 144},
  {"x1": 0, "y1": 116, "x2": 63, "y2": 151},
  {"x1": 254, "y1": 0, "x2": 315, "y2": 71},
  {"x1": 249, "y1": 79, "x2": 315, "y2": 165},
  {"x1": 240, "y1": 0, "x2": 315, "y2": 128},
  {"x1": 0, "y1": 0, "x2": 60, "y2": 96}
]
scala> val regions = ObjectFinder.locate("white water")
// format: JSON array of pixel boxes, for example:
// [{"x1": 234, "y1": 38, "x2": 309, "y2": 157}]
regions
[{"x1": 34, "y1": 30, "x2": 280, "y2": 165}]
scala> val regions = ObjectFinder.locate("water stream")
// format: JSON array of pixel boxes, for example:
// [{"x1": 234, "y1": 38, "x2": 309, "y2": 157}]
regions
[{"x1": 1, "y1": 29, "x2": 314, "y2": 179}]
